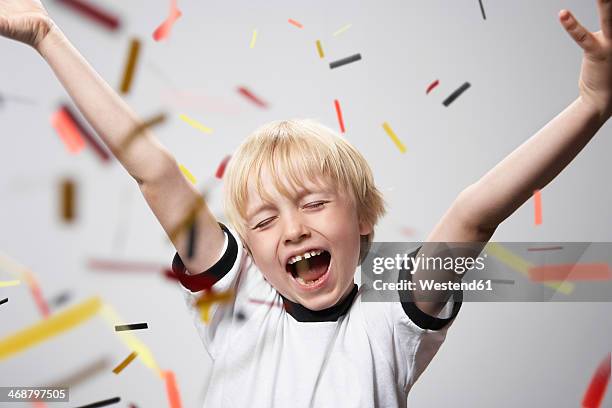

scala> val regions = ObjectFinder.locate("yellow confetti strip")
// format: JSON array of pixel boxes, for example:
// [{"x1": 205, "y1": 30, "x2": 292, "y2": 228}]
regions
[
  {"x1": 382, "y1": 122, "x2": 407, "y2": 153},
  {"x1": 485, "y1": 243, "x2": 574, "y2": 294},
  {"x1": 333, "y1": 24, "x2": 352, "y2": 36},
  {"x1": 179, "y1": 164, "x2": 197, "y2": 184},
  {"x1": 0, "y1": 280, "x2": 20, "y2": 287},
  {"x1": 100, "y1": 305, "x2": 162, "y2": 377},
  {"x1": 178, "y1": 113, "x2": 213, "y2": 134},
  {"x1": 316, "y1": 40, "x2": 324, "y2": 58},
  {"x1": 112, "y1": 351, "x2": 138, "y2": 374},
  {"x1": 196, "y1": 289, "x2": 234, "y2": 323},
  {"x1": 250, "y1": 29, "x2": 258, "y2": 48},
  {"x1": 0, "y1": 297, "x2": 102, "y2": 361}
]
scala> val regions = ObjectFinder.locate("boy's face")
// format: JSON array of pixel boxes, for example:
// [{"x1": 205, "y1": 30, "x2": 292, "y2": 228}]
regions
[{"x1": 244, "y1": 167, "x2": 372, "y2": 311}]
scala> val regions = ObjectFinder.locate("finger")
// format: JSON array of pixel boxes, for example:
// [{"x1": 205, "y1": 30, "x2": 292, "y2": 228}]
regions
[
  {"x1": 559, "y1": 9, "x2": 599, "y2": 53},
  {"x1": 597, "y1": 0, "x2": 612, "y2": 39}
]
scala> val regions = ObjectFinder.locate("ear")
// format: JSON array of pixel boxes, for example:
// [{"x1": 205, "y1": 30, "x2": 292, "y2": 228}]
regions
[{"x1": 359, "y1": 217, "x2": 373, "y2": 236}]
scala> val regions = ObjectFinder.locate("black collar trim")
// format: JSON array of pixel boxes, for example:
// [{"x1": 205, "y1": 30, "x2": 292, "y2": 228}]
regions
[{"x1": 280, "y1": 284, "x2": 358, "y2": 322}]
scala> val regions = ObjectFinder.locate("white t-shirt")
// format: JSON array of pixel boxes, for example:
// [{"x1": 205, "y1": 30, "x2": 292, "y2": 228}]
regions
[{"x1": 172, "y1": 224, "x2": 462, "y2": 408}]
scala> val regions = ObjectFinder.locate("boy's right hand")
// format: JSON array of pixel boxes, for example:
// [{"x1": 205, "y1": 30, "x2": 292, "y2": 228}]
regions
[{"x1": 0, "y1": 0, "x2": 53, "y2": 48}]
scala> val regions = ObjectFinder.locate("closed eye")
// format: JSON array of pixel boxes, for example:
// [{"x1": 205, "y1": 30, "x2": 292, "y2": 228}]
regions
[
  {"x1": 252, "y1": 217, "x2": 275, "y2": 230},
  {"x1": 305, "y1": 201, "x2": 328, "y2": 209}
]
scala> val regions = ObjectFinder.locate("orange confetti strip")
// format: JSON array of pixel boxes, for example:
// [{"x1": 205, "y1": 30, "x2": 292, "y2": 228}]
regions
[
  {"x1": 153, "y1": 0, "x2": 182, "y2": 41},
  {"x1": 163, "y1": 370, "x2": 183, "y2": 408},
  {"x1": 196, "y1": 289, "x2": 234, "y2": 322},
  {"x1": 528, "y1": 263, "x2": 611, "y2": 282},
  {"x1": 113, "y1": 351, "x2": 138, "y2": 374},
  {"x1": 51, "y1": 107, "x2": 86, "y2": 154},
  {"x1": 120, "y1": 38, "x2": 141, "y2": 94},
  {"x1": 334, "y1": 99, "x2": 345, "y2": 133},
  {"x1": 288, "y1": 18, "x2": 303, "y2": 28},
  {"x1": 533, "y1": 190, "x2": 542, "y2": 225}
]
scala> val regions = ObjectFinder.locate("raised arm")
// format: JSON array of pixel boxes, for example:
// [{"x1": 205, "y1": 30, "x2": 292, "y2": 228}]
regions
[
  {"x1": 413, "y1": 0, "x2": 612, "y2": 318},
  {"x1": 0, "y1": 0, "x2": 224, "y2": 273}
]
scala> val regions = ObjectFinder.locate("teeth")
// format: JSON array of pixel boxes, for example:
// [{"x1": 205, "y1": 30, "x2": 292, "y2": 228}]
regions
[
  {"x1": 288, "y1": 249, "x2": 324, "y2": 265},
  {"x1": 296, "y1": 276, "x2": 319, "y2": 286}
]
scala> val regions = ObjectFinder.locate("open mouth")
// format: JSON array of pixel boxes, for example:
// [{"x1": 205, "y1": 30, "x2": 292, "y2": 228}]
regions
[{"x1": 286, "y1": 250, "x2": 332, "y2": 287}]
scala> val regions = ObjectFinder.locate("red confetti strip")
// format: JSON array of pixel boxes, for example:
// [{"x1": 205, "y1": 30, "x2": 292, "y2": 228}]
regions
[
  {"x1": 237, "y1": 86, "x2": 267, "y2": 108},
  {"x1": 528, "y1": 263, "x2": 611, "y2": 282},
  {"x1": 61, "y1": 104, "x2": 111, "y2": 162},
  {"x1": 533, "y1": 190, "x2": 542, "y2": 225},
  {"x1": 56, "y1": 0, "x2": 120, "y2": 31},
  {"x1": 29, "y1": 278, "x2": 50, "y2": 318},
  {"x1": 582, "y1": 353, "x2": 611, "y2": 408},
  {"x1": 334, "y1": 99, "x2": 346, "y2": 133},
  {"x1": 163, "y1": 370, "x2": 183, "y2": 408},
  {"x1": 215, "y1": 155, "x2": 231, "y2": 179},
  {"x1": 426, "y1": 79, "x2": 439, "y2": 94},
  {"x1": 51, "y1": 107, "x2": 86, "y2": 154},
  {"x1": 288, "y1": 18, "x2": 303, "y2": 28},
  {"x1": 153, "y1": 0, "x2": 182, "y2": 41}
]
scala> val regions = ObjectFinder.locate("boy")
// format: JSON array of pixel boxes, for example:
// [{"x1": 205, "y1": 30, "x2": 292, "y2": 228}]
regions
[{"x1": 1, "y1": 0, "x2": 611, "y2": 406}]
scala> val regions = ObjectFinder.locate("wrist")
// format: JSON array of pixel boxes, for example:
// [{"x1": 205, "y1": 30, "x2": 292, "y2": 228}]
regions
[
  {"x1": 34, "y1": 20, "x2": 65, "y2": 57},
  {"x1": 577, "y1": 94, "x2": 611, "y2": 126}
]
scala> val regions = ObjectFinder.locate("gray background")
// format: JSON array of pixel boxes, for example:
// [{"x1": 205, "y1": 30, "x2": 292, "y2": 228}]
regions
[{"x1": 1, "y1": 0, "x2": 611, "y2": 406}]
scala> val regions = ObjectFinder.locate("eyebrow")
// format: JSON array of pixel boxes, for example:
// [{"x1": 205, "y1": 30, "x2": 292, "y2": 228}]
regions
[{"x1": 246, "y1": 188, "x2": 329, "y2": 221}]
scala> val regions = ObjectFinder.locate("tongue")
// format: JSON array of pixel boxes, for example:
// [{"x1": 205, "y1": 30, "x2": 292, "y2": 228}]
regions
[{"x1": 295, "y1": 253, "x2": 330, "y2": 281}]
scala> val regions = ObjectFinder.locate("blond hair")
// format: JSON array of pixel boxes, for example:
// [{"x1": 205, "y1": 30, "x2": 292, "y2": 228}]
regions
[{"x1": 223, "y1": 119, "x2": 386, "y2": 264}]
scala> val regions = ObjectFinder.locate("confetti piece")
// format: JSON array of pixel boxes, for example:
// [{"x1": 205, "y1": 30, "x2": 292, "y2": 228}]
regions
[
  {"x1": 187, "y1": 222, "x2": 197, "y2": 259},
  {"x1": 0, "y1": 297, "x2": 102, "y2": 361},
  {"x1": 112, "y1": 351, "x2": 138, "y2": 374},
  {"x1": 163, "y1": 370, "x2": 183, "y2": 408},
  {"x1": 527, "y1": 246, "x2": 563, "y2": 252},
  {"x1": 51, "y1": 107, "x2": 86, "y2": 154},
  {"x1": 0, "y1": 254, "x2": 50, "y2": 318},
  {"x1": 235, "y1": 310, "x2": 246, "y2": 321},
  {"x1": 74, "y1": 397, "x2": 121, "y2": 408},
  {"x1": 169, "y1": 196, "x2": 205, "y2": 242},
  {"x1": 582, "y1": 353, "x2": 611, "y2": 408},
  {"x1": 333, "y1": 24, "x2": 352, "y2": 36},
  {"x1": 61, "y1": 104, "x2": 111, "y2": 162},
  {"x1": 196, "y1": 289, "x2": 234, "y2": 322},
  {"x1": 478, "y1": 0, "x2": 487, "y2": 20},
  {"x1": 118, "y1": 113, "x2": 167, "y2": 153},
  {"x1": 288, "y1": 18, "x2": 303, "y2": 28},
  {"x1": 489, "y1": 279, "x2": 515, "y2": 284},
  {"x1": 334, "y1": 99, "x2": 345, "y2": 133},
  {"x1": 115, "y1": 322, "x2": 148, "y2": 332},
  {"x1": 56, "y1": 0, "x2": 120, "y2": 31},
  {"x1": 400, "y1": 226, "x2": 416, "y2": 236},
  {"x1": 163, "y1": 268, "x2": 180, "y2": 282},
  {"x1": 533, "y1": 189, "x2": 542, "y2": 225},
  {"x1": 100, "y1": 305, "x2": 161, "y2": 376},
  {"x1": 0, "y1": 280, "x2": 20, "y2": 287},
  {"x1": 382, "y1": 122, "x2": 407, "y2": 153},
  {"x1": 426, "y1": 79, "x2": 439, "y2": 94},
  {"x1": 0, "y1": 298, "x2": 7, "y2": 306},
  {"x1": 250, "y1": 29, "x2": 258, "y2": 49},
  {"x1": 316, "y1": 40, "x2": 324, "y2": 58},
  {"x1": 215, "y1": 155, "x2": 231, "y2": 179},
  {"x1": 179, "y1": 164, "x2": 197, "y2": 184},
  {"x1": 237, "y1": 86, "x2": 268, "y2": 108},
  {"x1": 528, "y1": 263, "x2": 611, "y2": 282},
  {"x1": 60, "y1": 178, "x2": 76, "y2": 222},
  {"x1": 153, "y1": 0, "x2": 182, "y2": 41},
  {"x1": 178, "y1": 113, "x2": 213, "y2": 133},
  {"x1": 484, "y1": 243, "x2": 574, "y2": 294},
  {"x1": 329, "y1": 53, "x2": 362, "y2": 69},
  {"x1": 45, "y1": 356, "x2": 110, "y2": 389},
  {"x1": 442, "y1": 82, "x2": 471, "y2": 107},
  {"x1": 88, "y1": 259, "x2": 166, "y2": 272},
  {"x1": 120, "y1": 39, "x2": 141, "y2": 94}
]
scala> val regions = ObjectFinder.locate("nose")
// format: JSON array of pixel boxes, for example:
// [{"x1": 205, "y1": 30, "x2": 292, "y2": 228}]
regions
[{"x1": 282, "y1": 213, "x2": 310, "y2": 244}]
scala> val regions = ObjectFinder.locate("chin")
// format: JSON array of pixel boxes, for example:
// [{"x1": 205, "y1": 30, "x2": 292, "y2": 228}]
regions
[{"x1": 300, "y1": 290, "x2": 341, "y2": 311}]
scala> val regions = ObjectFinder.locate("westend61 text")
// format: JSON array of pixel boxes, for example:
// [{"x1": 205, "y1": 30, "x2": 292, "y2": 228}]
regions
[
  {"x1": 371, "y1": 253, "x2": 487, "y2": 275},
  {"x1": 372, "y1": 279, "x2": 493, "y2": 291}
]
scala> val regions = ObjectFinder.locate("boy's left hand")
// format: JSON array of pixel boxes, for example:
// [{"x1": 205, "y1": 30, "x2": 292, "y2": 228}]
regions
[{"x1": 560, "y1": 0, "x2": 612, "y2": 119}]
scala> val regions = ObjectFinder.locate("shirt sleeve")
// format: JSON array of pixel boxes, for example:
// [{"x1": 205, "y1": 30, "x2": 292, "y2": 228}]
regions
[{"x1": 171, "y1": 222, "x2": 250, "y2": 359}]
